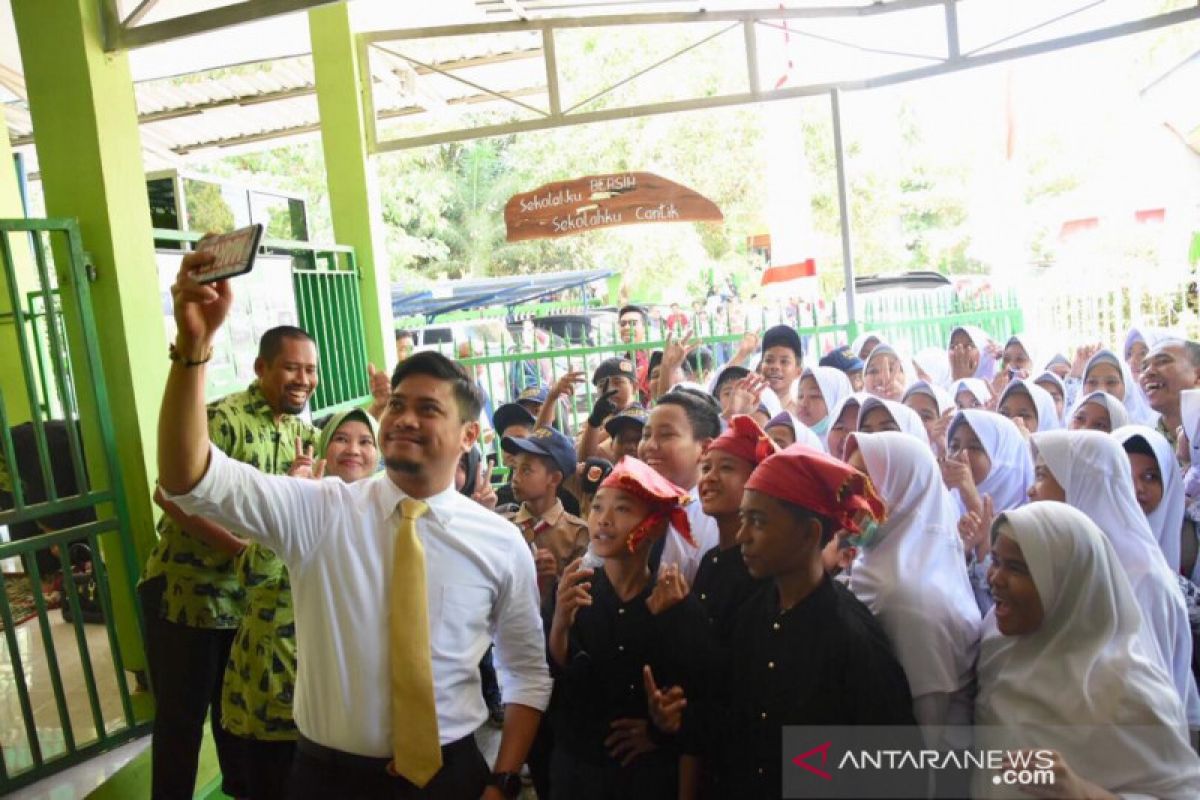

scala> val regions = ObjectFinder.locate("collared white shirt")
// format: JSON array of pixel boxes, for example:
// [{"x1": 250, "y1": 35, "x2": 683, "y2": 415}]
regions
[
  {"x1": 659, "y1": 493, "x2": 719, "y2": 584},
  {"x1": 167, "y1": 445, "x2": 552, "y2": 757}
]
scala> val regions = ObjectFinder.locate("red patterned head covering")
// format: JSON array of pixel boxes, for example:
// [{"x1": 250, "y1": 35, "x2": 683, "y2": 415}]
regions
[
  {"x1": 599, "y1": 457, "x2": 694, "y2": 553},
  {"x1": 706, "y1": 414, "x2": 779, "y2": 465},
  {"x1": 744, "y1": 443, "x2": 885, "y2": 533}
]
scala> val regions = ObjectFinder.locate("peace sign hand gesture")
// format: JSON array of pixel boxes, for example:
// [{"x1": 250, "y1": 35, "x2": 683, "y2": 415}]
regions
[{"x1": 288, "y1": 436, "x2": 325, "y2": 480}]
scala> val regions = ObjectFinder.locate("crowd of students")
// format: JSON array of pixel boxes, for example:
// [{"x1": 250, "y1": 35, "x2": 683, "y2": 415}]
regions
[{"x1": 146, "y1": 258, "x2": 1200, "y2": 800}]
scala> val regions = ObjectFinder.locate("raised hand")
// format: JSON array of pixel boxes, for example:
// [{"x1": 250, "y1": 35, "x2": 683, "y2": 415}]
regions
[
  {"x1": 1070, "y1": 343, "x2": 1102, "y2": 379},
  {"x1": 367, "y1": 363, "x2": 390, "y2": 419},
  {"x1": 587, "y1": 377, "x2": 620, "y2": 428},
  {"x1": 553, "y1": 558, "x2": 594, "y2": 630},
  {"x1": 643, "y1": 665, "x2": 688, "y2": 735},
  {"x1": 289, "y1": 436, "x2": 318, "y2": 478},
  {"x1": 663, "y1": 327, "x2": 701, "y2": 370},
  {"x1": 948, "y1": 343, "x2": 975, "y2": 381},
  {"x1": 734, "y1": 331, "x2": 760, "y2": 358},
  {"x1": 957, "y1": 494, "x2": 995, "y2": 560},
  {"x1": 646, "y1": 563, "x2": 689, "y2": 615},
  {"x1": 171, "y1": 247, "x2": 231, "y2": 350},
  {"x1": 551, "y1": 370, "x2": 587, "y2": 400},
  {"x1": 471, "y1": 462, "x2": 497, "y2": 510},
  {"x1": 724, "y1": 374, "x2": 768, "y2": 418},
  {"x1": 940, "y1": 452, "x2": 981, "y2": 515}
]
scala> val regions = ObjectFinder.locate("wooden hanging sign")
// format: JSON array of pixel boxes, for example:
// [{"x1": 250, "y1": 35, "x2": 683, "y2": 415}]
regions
[{"x1": 504, "y1": 172, "x2": 723, "y2": 242}]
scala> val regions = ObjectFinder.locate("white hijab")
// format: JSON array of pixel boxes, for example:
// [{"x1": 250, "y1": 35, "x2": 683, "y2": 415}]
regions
[
  {"x1": 765, "y1": 411, "x2": 823, "y2": 451},
  {"x1": 862, "y1": 343, "x2": 915, "y2": 401},
  {"x1": 850, "y1": 330, "x2": 885, "y2": 360},
  {"x1": 848, "y1": 432, "x2": 980, "y2": 699},
  {"x1": 826, "y1": 392, "x2": 869, "y2": 459},
  {"x1": 857, "y1": 396, "x2": 930, "y2": 446},
  {"x1": 1182, "y1": 389, "x2": 1200, "y2": 465},
  {"x1": 1083, "y1": 349, "x2": 1159, "y2": 426},
  {"x1": 975, "y1": 502, "x2": 1200, "y2": 800},
  {"x1": 951, "y1": 378, "x2": 992, "y2": 408},
  {"x1": 1003, "y1": 333, "x2": 1039, "y2": 371},
  {"x1": 1032, "y1": 371, "x2": 1067, "y2": 424},
  {"x1": 1031, "y1": 430, "x2": 1199, "y2": 725},
  {"x1": 948, "y1": 410, "x2": 1033, "y2": 513},
  {"x1": 1125, "y1": 326, "x2": 1180, "y2": 362},
  {"x1": 1071, "y1": 391, "x2": 1130, "y2": 431},
  {"x1": 1113, "y1": 426, "x2": 1184, "y2": 574},
  {"x1": 800, "y1": 366, "x2": 852, "y2": 448},
  {"x1": 1042, "y1": 352, "x2": 1070, "y2": 373},
  {"x1": 950, "y1": 325, "x2": 997, "y2": 380},
  {"x1": 912, "y1": 347, "x2": 951, "y2": 388},
  {"x1": 997, "y1": 378, "x2": 1062, "y2": 432},
  {"x1": 903, "y1": 380, "x2": 955, "y2": 416}
]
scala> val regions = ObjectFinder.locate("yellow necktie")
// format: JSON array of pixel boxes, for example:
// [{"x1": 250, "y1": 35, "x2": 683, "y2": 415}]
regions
[{"x1": 388, "y1": 497, "x2": 442, "y2": 786}]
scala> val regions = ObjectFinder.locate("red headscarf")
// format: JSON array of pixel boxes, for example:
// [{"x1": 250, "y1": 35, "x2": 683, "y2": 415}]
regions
[
  {"x1": 744, "y1": 443, "x2": 885, "y2": 533},
  {"x1": 599, "y1": 457, "x2": 694, "y2": 553},
  {"x1": 706, "y1": 414, "x2": 779, "y2": 465}
]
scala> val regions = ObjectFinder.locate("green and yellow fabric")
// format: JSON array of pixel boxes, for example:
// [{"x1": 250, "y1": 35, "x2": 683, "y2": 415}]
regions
[
  {"x1": 221, "y1": 407, "x2": 380, "y2": 740},
  {"x1": 141, "y1": 381, "x2": 318, "y2": 629}
]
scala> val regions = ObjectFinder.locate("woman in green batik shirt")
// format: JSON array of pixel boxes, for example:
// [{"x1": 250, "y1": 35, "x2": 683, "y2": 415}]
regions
[{"x1": 220, "y1": 408, "x2": 380, "y2": 800}]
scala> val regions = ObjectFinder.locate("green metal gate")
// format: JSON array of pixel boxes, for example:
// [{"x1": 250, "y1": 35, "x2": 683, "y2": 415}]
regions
[{"x1": 0, "y1": 218, "x2": 149, "y2": 792}]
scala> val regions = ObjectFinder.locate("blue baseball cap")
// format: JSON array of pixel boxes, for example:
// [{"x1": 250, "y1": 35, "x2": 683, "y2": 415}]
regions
[
  {"x1": 604, "y1": 403, "x2": 649, "y2": 438},
  {"x1": 819, "y1": 346, "x2": 865, "y2": 374},
  {"x1": 501, "y1": 425, "x2": 577, "y2": 478},
  {"x1": 492, "y1": 402, "x2": 536, "y2": 438},
  {"x1": 515, "y1": 383, "x2": 549, "y2": 406}
]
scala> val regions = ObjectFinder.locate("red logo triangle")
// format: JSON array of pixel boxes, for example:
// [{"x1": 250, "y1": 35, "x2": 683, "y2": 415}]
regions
[{"x1": 792, "y1": 741, "x2": 833, "y2": 781}]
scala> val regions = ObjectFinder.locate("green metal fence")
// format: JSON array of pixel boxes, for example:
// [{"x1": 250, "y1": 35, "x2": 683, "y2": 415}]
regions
[
  {"x1": 456, "y1": 288, "x2": 1023, "y2": 466},
  {"x1": 151, "y1": 229, "x2": 371, "y2": 417},
  {"x1": 0, "y1": 219, "x2": 148, "y2": 792}
]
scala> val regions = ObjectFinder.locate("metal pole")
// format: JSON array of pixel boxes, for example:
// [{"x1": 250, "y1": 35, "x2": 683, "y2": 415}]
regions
[{"x1": 830, "y1": 88, "x2": 857, "y2": 338}]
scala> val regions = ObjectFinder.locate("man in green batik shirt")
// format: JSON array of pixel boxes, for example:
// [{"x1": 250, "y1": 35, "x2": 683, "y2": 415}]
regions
[{"x1": 139, "y1": 326, "x2": 320, "y2": 800}]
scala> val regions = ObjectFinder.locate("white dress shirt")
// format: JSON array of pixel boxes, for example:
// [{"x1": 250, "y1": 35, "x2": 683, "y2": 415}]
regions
[
  {"x1": 166, "y1": 444, "x2": 553, "y2": 757},
  {"x1": 658, "y1": 493, "x2": 719, "y2": 584}
]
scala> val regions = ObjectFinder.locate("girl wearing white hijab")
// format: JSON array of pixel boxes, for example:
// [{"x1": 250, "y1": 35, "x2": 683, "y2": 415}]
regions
[
  {"x1": 945, "y1": 410, "x2": 1034, "y2": 517},
  {"x1": 825, "y1": 392, "x2": 868, "y2": 462},
  {"x1": 903, "y1": 381, "x2": 955, "y2": 454},
  {"x1": 762, "y1": 411, "x2": 823, "y2": 452},
  {"x1": 948, "y1": 325, "x2": 997, "y2": 382},
  {"x1": 951, "y1": 378, "x2": 991, "y2": 410},
  {"x1": 792, "y1": 366, "x2": 851, "y2": 450},
  {"x1": 1114, "y1": 426, "x2": 1184, "y2": 574},
  {"x1": 1000, "y1": 334, "x2": 1038, "y2": 378},
  {"x1": 850, "y1": 329, "x2": 885, "y2": 361},
  {"x1": 862, "y1": 343, "x2": 914, "y2": 402},
  {"x1": 1069, "y1": 391, "x2": 1130, "y2": 433},
  {"x1": 997, "y1": 379, "x2": 1062, "y2": 434},
  {"x1": 857, "y1": 396, "x2": 930, "y2": 445},
  {"x1": 976, "y1": 503, "x2": 1200, "y2": 800},
  {"x1": 1029, "y1": 429, "x2": 1200, "y2": 728},
  {"x1": 1082, "y1": 349, "x2": 1159, "y2": 426},
  {"x1": 844, "y1": 432, "x2": 981, "y2": 751},
  {"x1": 1032, "y1": 370, "x2": 1067, "y2": 424}
]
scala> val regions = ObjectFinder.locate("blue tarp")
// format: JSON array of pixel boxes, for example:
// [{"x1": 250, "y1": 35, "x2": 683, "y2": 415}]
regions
[{"x1": 391, "y1": 268, "x2": 614, "y2": 321}]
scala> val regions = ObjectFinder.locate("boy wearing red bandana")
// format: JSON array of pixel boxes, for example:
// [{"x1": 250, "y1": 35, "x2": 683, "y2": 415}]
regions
[
  {"x1": 547, "y1": 458, "x2": 710, "y2": 800},
  {"x1": 646, "y1": 445, "x2": 918, "y2": 798}
]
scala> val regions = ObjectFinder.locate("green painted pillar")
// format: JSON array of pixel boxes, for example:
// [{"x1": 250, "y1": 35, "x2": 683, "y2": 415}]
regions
[
  {"x1": 12, "y1": 0, "x2": 167, "y2": 677},
  {"x1": 310, "y1": 3, "x2": 392, "y2": 371},
  {"x1": 0, "y1": 109, "x2": 37, "y2": 426}
]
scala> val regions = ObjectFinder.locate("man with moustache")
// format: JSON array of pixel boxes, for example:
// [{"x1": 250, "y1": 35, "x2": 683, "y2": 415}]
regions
[
  {"x1": 1140, "y1": 338, "x2": 1200, "y2": 455},
  {"x1": 156, "y1": 249, "x2": 551, "y2": 799},
  {"x1": 140, "y1": 325, "x2": 321, "y2": 799}
]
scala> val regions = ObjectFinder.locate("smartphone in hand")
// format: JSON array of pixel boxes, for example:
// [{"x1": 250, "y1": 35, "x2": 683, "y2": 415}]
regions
[{"x1": 192, "y1": 224, "x2": 264, "y2": 284}]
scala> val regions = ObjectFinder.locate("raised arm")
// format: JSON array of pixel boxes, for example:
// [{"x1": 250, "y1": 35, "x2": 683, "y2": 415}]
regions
[{"x1": 158, "y1": 250, "x2": 228, "y2": 495}]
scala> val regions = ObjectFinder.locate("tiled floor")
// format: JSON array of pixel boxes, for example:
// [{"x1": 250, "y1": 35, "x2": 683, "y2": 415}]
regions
[
  {"x1": 6, "y1": 735, "x2": 149, "y2": 800},
  {"x1": 2, "y1": 609, "x2": 141, "y2": 794}
]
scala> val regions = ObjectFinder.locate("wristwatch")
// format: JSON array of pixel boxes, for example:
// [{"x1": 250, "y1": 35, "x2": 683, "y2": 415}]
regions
[{"x1": 488, "y1": 771, "x2": 523, "y2": 799}]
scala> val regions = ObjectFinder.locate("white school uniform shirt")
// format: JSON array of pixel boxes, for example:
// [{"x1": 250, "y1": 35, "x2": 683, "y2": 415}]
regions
[
  {"x1": 848, "y1": 433, "x2": 981, "y2": 747},
  {"x1": 976, "y1": 503, "x2": 1200, "y2": 799},
  {"x1": 166, "y1": 445, "x2": 553, "y2": 757},
  {"x1": 658, "y1": 492, "x2": 719, "y2": 584},
  {"x1": 1031, "y1": 430, "x2": 1200, "y2": 728}
]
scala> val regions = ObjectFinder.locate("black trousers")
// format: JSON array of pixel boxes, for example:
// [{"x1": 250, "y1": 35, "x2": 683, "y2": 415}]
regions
[
  {"x1": 236, "y1": 737, "x2": 297, "y2": 800},
  {"x1": 548, "y1": 745, "x2": 677, "y2": 800},
  {"x1": 288, "y1": 735, "x2": 489, "y2": 800},
  {"x1": 139, "y1": 577, "x2": 246, "y2": 800}
]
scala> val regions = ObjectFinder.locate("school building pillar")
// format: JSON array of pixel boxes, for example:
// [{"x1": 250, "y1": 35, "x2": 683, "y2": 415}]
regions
[
  {"x1": 0, "y1": 109, "x2": 38, "y2": 426},
  {"x1": 310, "y1": 2, "x2": 393, "y2": 372},
  {"x1": 12, "y1": 0, "x2": 169, "y2": 678}
]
